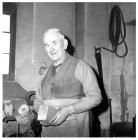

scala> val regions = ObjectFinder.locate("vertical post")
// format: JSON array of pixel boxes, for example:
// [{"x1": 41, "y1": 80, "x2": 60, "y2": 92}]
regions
[
  {"x1": 109, "y1": 98, "x2": 112, "y2": 126},
  {"x1": 108, "y1": 98, "x2": 113, "y2": 136}
]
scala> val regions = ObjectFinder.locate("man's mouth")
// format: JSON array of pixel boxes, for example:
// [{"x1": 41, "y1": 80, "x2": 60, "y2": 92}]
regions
[{"x1": 50, "y1": 52, "x2": 56, "y2": 55}]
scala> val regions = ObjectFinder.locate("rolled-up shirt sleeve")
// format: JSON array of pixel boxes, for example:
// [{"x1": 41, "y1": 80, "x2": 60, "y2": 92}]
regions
[{"x1": 74, "y1": 60, "x2": 102, "y2": 108}]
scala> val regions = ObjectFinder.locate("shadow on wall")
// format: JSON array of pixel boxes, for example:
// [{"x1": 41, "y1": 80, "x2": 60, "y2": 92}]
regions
[
  {"x1": 90, "y1": 67, "x2": 109, "y2": 137},
  {"x1": 65, "y1": 35, "x2": 75, "y2": 56},
  {"x1": 65, "y1": 36, "x2": 109, "y2": 136}
]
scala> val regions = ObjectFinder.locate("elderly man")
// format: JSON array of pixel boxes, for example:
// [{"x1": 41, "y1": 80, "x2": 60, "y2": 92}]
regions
[{"x1": 34, "y1": 28, "x2": 102, "y2": 137}]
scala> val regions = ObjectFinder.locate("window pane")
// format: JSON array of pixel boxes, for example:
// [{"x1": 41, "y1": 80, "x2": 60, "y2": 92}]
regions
[
  {"x1": 2, "y1": 54, "x2": 9, "y2": 74},
  {"x1": 2, "y1": 14, "x2": 10, "y2": 32},
  {"x1": 1, "y1": 33, "x2": 10, "y2": 53}
]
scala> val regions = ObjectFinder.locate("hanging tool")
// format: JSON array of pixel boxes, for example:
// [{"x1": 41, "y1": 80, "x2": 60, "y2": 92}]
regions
[
  {"x1": 120, "y1": 58, "x2": 129, "y2": 122},
  {"x1": 102, "y1": 5, "x2": 128, "y2": 57}
]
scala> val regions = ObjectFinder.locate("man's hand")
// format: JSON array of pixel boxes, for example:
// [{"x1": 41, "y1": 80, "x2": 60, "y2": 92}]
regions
[{"x1": 49, "y1": 106, "x2": 73, "y2": 126}]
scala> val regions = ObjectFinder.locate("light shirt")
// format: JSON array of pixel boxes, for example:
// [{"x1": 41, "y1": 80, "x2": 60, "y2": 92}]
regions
[{"x1": 74, "y1": 60, "x2": 102, "y2": 106}]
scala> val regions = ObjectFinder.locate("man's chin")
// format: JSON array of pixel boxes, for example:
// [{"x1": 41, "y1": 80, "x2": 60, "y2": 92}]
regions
[
  {"x1": 48, "y1": 55, "x2": 57, "y2": 60},
  {"x1": 48, "y1": 55, "x2": 61, "y2": 62},
  {"x1": 50, "y1": 57, "x2": 59, "y2": 62}
]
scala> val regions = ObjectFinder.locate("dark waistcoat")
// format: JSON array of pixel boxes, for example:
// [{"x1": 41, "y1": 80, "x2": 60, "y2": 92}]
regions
[{"x1": 41, "y1": 54, "x2": 84, "y2": 99}]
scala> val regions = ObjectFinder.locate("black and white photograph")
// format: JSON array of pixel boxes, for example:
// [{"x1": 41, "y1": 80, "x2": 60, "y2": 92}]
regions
[{"x1": 1, "y1": 0, "x2": 136, "y2": 137}]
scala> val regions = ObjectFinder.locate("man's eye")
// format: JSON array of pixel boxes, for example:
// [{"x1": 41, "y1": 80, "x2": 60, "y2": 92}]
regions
[
  {"x1": 53, "y1": 41, "x2": 57, "y2": 45},
  {"x1": 45, "y1": 44, "x2": 49, "y2": 48}
]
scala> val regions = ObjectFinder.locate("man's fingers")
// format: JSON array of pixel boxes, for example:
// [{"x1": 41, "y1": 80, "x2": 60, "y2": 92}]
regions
[
  {"x1": 50, "y1": 115, "x2": 60, "y2": 126},
  {"x1": 49, "y1": 115, "x2": 57, "y2": 125}
]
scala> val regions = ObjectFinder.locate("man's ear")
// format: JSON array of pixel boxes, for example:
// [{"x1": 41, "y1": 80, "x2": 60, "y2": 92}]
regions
[{"x1": 64, "y1": 39, "x2": 68, "y2": 50}]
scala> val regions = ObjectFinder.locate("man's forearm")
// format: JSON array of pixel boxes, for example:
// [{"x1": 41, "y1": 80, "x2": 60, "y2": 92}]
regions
[{"x1": 68, "y1": 95, "x2": 102, "y2": 115}]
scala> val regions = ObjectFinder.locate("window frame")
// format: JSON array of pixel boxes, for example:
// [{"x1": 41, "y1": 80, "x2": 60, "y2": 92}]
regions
[{"x1": 3, "y1": 2, "x2": 17, "y2": 81}]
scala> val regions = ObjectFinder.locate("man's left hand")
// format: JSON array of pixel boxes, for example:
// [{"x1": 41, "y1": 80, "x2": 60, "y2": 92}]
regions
[{"x1": 49, "y1": 106, "x2": 70, "y2": 126}]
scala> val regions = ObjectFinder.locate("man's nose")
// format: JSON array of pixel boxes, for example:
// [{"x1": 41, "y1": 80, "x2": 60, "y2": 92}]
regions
[{"x1": 50, "y1": 46, "x2": 54, "y2": 52}]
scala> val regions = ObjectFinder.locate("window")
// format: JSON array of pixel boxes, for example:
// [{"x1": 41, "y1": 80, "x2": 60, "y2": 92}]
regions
[
  {"x1": 2, "y1": 14, "x2": 10, "y2": 74},
  {"x1": 2, "y1": 3, "x2": 17, "y2": 81}
]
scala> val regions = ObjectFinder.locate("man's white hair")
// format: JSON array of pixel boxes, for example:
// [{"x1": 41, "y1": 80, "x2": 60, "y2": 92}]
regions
[{"x1": 43, "y1": 28, "x2": 65, "y2": 40}]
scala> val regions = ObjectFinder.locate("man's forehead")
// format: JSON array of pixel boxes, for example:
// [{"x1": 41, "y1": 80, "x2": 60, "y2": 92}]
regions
[{"x1": 44, "y1": 32, "x2": 59, "y2": 42}]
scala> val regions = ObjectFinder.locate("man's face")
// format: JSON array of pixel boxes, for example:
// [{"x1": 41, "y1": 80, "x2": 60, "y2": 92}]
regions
[{"x1": 43, "y1": 33, "x2": 66, "y2": 62}]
